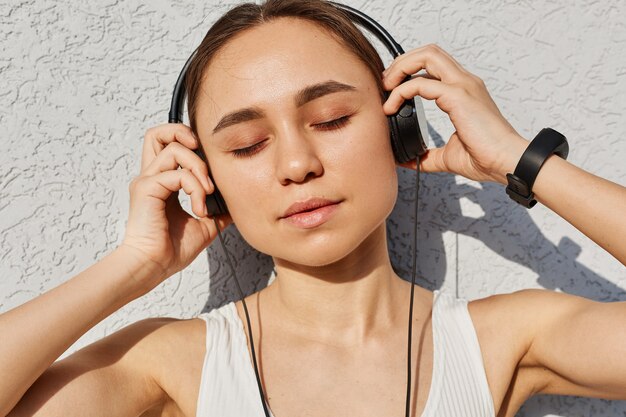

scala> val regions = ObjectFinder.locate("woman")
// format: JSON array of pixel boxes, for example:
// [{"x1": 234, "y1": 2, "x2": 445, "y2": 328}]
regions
[{"x1": 1, "y1": 1, "x2": 625, "y2": 416}]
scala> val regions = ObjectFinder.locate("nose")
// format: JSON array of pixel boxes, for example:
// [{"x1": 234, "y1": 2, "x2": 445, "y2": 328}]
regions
[{"x1": 274, "y1": 127, "x2": 324, "y2": 186}]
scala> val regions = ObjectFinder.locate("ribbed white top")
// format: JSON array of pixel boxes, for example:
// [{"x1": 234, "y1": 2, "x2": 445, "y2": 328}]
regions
[{"x1": 195, "y1": 290, "x2": 495, "y2": 417}]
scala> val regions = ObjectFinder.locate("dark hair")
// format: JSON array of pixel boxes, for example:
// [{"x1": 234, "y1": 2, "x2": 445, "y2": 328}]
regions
[{"x1": 185, "y1": 0, "x2": 385, "y2": 138}]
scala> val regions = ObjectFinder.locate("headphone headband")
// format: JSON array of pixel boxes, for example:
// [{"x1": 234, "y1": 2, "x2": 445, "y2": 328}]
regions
[
  {"x1": 169, "y1": 49, "x2": 197, "y2": 124},
  {"x1": 328, "y1": 2, "x2": 405, "y2": 56},
  {"x1": 169, "y1": 2, "x2": 410, "y2": 124}
]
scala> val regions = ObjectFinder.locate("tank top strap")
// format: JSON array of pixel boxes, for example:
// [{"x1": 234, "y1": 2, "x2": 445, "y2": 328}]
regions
[
  {"x1": 196, "y1": 302, "x2": 264, "y2": 417},
  {"x1": 427, "y1": 290, "x2": 495, "y2": 417}
]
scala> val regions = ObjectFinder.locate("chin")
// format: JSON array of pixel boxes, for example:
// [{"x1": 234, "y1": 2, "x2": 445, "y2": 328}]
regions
[
  {"x1": 276, "y1": 238, "x2": 359, "y2": 267},
  {"x1": 244, "y1": 213, "x2": 388, "y2": 268}
]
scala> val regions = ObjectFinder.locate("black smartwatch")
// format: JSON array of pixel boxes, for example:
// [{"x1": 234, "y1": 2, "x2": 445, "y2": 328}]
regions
[{"x1": 506, "y1": 128, "x2": 569, "y2": 208}]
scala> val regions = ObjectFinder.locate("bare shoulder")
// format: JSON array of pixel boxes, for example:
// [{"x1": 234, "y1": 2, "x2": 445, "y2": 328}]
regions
[
  {"x1": 81, "y1": 315, "x2": 206, "y2": 385},
  {"x1": 133, "y1": 316, "x2": 208, "y2": 417},
  {"x1": 9, "y1": 316, "x2": 207, "y2": 417},
  {"x1": 469, "y1": 288, "x2": 595, "y2": 365},
  {"x1": 466, "y1": 288, "x2": 595, "y2": 417},
  {"x1": 89, "y1": 316, "x2": 208, "y2": 417},
  {"x1": 466, "y1": 290, "x2": 537, "y2": 417},
  {"x1": 467, "y1": 289, "x2": 545, "y2": 356}
]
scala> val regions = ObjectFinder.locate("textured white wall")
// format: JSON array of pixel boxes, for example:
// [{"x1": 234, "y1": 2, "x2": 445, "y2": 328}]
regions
[{"x1": 1, "y1": 1, "x2": 624, "y2": 415}]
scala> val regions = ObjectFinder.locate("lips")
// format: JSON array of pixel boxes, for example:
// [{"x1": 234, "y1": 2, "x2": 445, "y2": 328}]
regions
[{"x1": 281, "y1": 197, "x2": 342, "y2": 219}]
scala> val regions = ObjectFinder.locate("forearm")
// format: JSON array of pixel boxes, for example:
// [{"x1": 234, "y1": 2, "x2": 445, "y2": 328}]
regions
[
  {"x1": 0, "y1": 246, "x2": 163, "y2": 415},
  {"x1": 530, "y1": 154, "x2": 626, "y2": 263}
]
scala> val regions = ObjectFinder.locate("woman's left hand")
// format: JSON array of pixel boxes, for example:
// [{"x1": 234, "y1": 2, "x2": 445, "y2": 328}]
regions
[{"x1": 382, "y1": 44, "x2": 528, "y2": 184}]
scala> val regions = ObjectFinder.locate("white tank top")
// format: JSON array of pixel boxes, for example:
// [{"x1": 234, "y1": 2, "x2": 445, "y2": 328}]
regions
[{"x1": 195, "y1": 289, "x2": 495, "y2": 417}]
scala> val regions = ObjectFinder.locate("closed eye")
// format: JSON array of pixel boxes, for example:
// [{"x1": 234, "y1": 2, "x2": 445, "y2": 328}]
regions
[
  {"x1": 313, "y1": 115, "x2": 351, "y2": 130},
  {"x1": 231, "y1": 139, "x2": 267, "y2": 158},
  {"x1": 230, "y1": 115, "x2": 351, "y2": 158}
]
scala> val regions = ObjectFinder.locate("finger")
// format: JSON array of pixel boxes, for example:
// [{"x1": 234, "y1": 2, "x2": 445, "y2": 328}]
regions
[
  {"x1": 397, "y1": 147, "x2": 446, "y2": 173},
  {"x1": 200, "y1": 212, "x2": 233, "y2": 239},
  {"x1": 383, "y1": 44, "x2": 469, "y2": 89},
  {"x1": 413, "y1": 44, "x2": 468, "y2": 73},
  {"x1": 383, "y1": 75, "x2": 449, "y2": 114},
  {"x1": 141, "y1": 168, "x2": 209, "y2": 218},
  {"x1": 383, "y1": 44, "x2": 466, "y2": 81},
  {"x1": 141, "y1": 141, "x2": 213, "y2": 194},
  {"x1": 141, "y1": 123, "x2": 198, "y2": 172}
]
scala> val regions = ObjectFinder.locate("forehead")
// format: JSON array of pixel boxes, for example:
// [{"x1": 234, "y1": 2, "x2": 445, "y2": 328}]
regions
[{"x1": 196, "y1": 18, "x2": 373, "y2": 122}]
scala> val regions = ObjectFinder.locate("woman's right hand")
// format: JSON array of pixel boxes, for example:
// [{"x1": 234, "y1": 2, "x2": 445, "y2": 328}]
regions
[{"x1": 120, "y1": 123, "x2": 232, "y2": 291}]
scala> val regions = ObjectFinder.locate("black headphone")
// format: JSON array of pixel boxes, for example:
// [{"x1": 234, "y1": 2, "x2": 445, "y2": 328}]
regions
[{"x1": 168, "y1": 1, "x2": 428, "y2": 216}]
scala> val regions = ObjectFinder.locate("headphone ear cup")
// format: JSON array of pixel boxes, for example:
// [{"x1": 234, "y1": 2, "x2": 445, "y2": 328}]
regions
[
  {"x1": 387, "y1": 112, "x2": 404, "y2": 163},
  {"x1": 205, "y1": 185, "x2": 229, "y2": 216},
  {"x1": 385, "y1": 91, "x2": 429, "y2": 163},
  {"x1": 192, "y1": 147, "x2": 230, "y2": 216}
]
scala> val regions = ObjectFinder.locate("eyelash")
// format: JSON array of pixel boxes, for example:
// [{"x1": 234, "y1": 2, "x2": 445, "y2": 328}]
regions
[
  {"x1": 315, "y1": 115, "x2": 351, "y2": 131},
  {"x1": 231, "y1": 115, "x2": 351, "y2": 158}
]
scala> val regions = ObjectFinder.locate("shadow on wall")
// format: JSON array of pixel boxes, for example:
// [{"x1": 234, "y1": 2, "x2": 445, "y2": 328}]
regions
[
  {"x1": 200, "y1": 124, "x2": 625, "y2": 417},
  {"x1": 388, "y1": 125, "x2": 625, "y2": 302}
]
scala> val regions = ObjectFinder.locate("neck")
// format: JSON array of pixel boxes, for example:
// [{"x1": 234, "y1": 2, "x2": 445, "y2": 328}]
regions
[{"x1": 267, "y1": 223, "x2": 412, "y2": 346}]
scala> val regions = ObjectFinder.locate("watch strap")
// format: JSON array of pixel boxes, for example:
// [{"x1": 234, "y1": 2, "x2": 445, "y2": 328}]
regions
[{"x1": 506, "y1": 128, "x2": 569, "y2": 208}]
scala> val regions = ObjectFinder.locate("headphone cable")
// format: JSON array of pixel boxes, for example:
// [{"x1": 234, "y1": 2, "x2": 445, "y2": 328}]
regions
[
  {"x1": 213, "y1": 222, "x2": 272, "y2": 417},
  {"x1": 406, "y1": 156, "x2": 420, "y2": 417},
  {"x1": 212, "y1": 156, "x2": 420, "y2": 417}
]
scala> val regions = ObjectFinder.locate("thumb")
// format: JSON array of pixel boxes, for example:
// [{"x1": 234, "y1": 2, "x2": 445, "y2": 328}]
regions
[
  {"x1": 200, "y1": 213, "x2": 233, "y2": 244},
  {"x1": 397, "y1": 147, "x2": 446, "y2": 173}
]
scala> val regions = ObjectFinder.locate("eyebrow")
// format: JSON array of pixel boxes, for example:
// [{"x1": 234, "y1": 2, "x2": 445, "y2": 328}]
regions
[{"x1": 212, "y1": 80, "x2": 357, "y2": 135}]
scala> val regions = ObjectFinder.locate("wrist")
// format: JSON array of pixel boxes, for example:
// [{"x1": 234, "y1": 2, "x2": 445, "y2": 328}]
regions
[
  {"x1": 110, "y1": 245, "x2": 169, "y2": 297},
  {"x1": 492, "y1": 133, "x2": 529, "y2": 185},
  {"x1": 504, "y1": 128, "x2": 570, "y2": 208}
]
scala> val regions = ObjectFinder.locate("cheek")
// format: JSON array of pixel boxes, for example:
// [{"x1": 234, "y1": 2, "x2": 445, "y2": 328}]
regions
[
  {"x1": 348, "y1": 114, "x2": 398, "y2": 193},
  {"x1": 210, "y1": 161, "x2": 277, "y2": 250},
  {"x1": 213, "y1": 163, "x2": 270, "y2": 218},
  {"x1": 325, "y1": 113, "x2": 398, "y2": 226},
  {"x1": 357, "y1": 143, "x2": 398, "y2": 216}
]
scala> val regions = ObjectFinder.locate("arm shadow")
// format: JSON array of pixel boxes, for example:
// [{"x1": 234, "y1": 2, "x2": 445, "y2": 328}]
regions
[{"x1": 388, "y1": 124, "x2": 624, "y2": 303}]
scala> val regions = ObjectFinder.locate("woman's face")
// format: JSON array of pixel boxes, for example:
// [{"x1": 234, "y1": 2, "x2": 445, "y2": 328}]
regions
[{"x1": 195, "y1": 17, "x2": 398, "y2": 267}]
